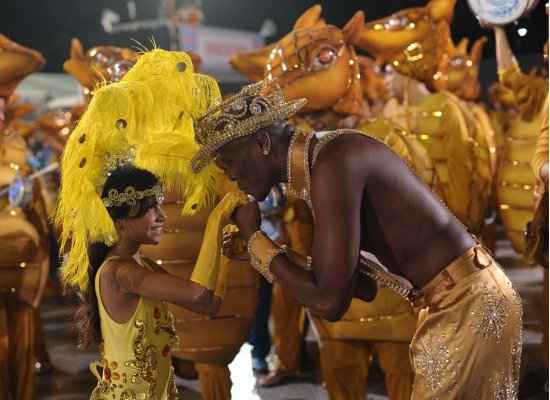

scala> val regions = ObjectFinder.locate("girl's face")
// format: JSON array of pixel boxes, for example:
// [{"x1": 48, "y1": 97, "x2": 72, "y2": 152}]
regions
[{"x1": 119, "y1": 203, "x2": 166, "y2": 245}]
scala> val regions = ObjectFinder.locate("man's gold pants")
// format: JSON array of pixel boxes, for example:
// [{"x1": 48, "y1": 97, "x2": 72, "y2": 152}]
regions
[
  {"x1": 0, "y1": 297, "x2": 35, "y2": 400},
  {"x1": 410, "y1": 246, "x2": 523, "y2": 399}
]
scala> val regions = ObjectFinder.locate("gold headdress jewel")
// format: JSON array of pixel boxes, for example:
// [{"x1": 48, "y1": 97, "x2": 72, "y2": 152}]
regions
[{"x1": 191, "y1": 81, "x2": 307, "y2": 172}]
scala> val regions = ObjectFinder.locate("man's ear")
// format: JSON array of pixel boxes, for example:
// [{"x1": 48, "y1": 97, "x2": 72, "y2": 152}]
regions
[{"x1": 255, "y1": 131, "x2": 272, "y2": 155}]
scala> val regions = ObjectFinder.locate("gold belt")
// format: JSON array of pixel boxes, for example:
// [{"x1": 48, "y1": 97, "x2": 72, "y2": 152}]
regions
[{"x1": 417, "y1": 245, "x2": 493, "y2": 307}]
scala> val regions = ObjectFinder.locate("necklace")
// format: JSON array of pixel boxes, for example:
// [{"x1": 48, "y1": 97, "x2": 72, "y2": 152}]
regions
[{"x1": 286, "y1": 129, "x2": 314, "y2": 208}]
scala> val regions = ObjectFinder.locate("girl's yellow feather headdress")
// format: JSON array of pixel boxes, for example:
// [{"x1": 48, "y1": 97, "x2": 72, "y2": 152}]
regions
[{"x1": 56, "y1": 49, "x2": 221, "y2": 292}]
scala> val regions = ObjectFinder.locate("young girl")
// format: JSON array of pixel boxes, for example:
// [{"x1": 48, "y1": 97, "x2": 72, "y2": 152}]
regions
[{"x1": 78, "y1": 164, "x2": 220, "y2": 400}]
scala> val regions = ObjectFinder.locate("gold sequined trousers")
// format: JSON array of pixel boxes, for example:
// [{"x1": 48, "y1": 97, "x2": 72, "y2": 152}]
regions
[{"x1": 410, "y1": 245, "x2": 523, "y2": 399}]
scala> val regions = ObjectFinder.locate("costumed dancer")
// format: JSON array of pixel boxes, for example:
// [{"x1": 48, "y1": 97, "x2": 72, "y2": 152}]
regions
[
  {"x1": 0, "y1": 35, "x2": 50, "y2": 400},
  {"x1": 55, "y1": 48, "x2": 248, "y2": 399},
  {"x1": 230, "y1": 6, "x2": 417, "y2": 398},
  {"x1": 192, "y1": 80, "x2": 523, "y2": 399}
]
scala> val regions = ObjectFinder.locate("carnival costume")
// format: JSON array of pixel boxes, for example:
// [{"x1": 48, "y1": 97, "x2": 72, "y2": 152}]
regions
[
  {"x1": 192, "y1": 79, "x2": 524, "y2": 399},
  {"x1": 56, "y1": 48, "x2": 252, "y2": 399},
  {"x1": 0, "y1": 35, "x2": 50, "y2": 400},
  {"x1": 354, "y1": 0, "x2": 496, "y2": 235}
]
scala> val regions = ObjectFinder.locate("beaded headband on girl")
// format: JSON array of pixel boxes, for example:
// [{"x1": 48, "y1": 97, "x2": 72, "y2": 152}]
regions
[{"x1": 99, "y1": 149, "x2": 164, "y2": 208}]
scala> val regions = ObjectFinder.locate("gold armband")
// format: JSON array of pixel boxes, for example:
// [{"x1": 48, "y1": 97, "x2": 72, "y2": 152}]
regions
[{"x1": 247, "y1": 231, "x2": 285, "y2": 283}]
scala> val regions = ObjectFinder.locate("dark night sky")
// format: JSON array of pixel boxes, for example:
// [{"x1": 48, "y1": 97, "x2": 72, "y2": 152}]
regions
[{"x1": 1, "y1": 0, "x2": 547, "y2": 74}]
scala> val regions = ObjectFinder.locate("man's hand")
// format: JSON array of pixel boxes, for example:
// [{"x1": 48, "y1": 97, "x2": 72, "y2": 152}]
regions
[
  {"x1": 221, "y1": 226, "x2": 249, "y2": 261},
  {"x1": 232, "y1": 201, "x2": 261, "y2": 241}
]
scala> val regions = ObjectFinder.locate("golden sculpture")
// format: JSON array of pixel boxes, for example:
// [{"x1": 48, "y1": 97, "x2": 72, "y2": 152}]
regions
[
  {"x1": 490, "y1": 26, "x2": 548, "y2": 254},
  {"x1": 0, "y1": 35, "x2": 50, "y2": 400},
  {"x1": 353, "y1": 0, "x2": 495, "y2": 234}
]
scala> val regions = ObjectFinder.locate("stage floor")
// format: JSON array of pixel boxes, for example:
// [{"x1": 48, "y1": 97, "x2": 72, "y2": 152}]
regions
[{"x1": 37, "y1": 236, "x2": 548, "y2": 400}]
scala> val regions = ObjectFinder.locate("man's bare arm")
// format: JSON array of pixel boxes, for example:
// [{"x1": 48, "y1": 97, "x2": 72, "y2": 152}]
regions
[{"x1": 270, "y1": 138, "x2": 376, "y2": 321}]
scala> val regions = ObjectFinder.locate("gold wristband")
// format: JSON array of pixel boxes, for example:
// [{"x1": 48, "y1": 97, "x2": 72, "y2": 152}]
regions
[{"x1": 247, "y1": 231, "x2": 285, "y2": 283}]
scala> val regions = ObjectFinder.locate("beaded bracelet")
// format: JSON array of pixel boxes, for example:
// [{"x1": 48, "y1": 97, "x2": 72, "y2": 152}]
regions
[{"x1": 247, "y1": 231, "x2": 285, "y2": 283}]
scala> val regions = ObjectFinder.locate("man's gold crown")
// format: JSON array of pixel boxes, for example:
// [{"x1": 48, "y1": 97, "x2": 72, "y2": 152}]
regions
[{"x1": 191, "y1": 81, "x2": 306, "y2": 172}]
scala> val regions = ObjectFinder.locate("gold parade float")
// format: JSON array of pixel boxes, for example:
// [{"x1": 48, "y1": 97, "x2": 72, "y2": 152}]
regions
[
  {"x1": 354, "y1": 0, "x2": 496, "y2": 235},
  {"x1": 0, "y1": 35, "x2": 50, "y2": 311},
  {"x1": 490, "y1": 28, "x2": 548, "y2": 255},
  {"x1": 0, "y1": 35, "x2": 51, "y2": 400}
]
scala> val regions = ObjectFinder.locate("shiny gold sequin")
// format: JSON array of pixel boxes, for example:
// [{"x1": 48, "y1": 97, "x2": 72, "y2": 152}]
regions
[
  {"x1": 124, "y1": 319, "x2": 159, "y2": 399},
  {"x1": 116, "y1": 119, "x2": 127, "y2": 129},
  {"x1": 176, "y1": 62, "x2": 187, "y2": 72},
  {"x1": 470, "y1": 287, "x2": 510, "y2": 342},
  {"x1": 413, "y1": 324, "x2": 457, "y2": 392},
  {"x1": 490, "y1": 371, "x2": 518, "y2": 400}
]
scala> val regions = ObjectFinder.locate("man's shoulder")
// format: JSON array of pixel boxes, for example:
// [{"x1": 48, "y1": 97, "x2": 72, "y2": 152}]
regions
[{"x1": 314, "y1": 129, "x2": 386, "y2": 165}]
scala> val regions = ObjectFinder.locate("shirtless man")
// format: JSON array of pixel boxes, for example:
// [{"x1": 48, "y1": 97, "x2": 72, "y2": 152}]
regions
[{"x1": 191, "y1": 81, "x2": 523, "y2": 399}]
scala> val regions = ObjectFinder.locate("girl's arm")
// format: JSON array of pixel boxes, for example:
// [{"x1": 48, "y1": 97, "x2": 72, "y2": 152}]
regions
[{"x1": 115, "y1": 260, "x2": 221, "y2": 316}]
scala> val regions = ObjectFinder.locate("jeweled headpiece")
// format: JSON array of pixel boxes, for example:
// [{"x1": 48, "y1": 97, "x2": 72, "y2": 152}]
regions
[
  {"x1": 56, "y1": 48, "x2": 222, "y2": 292},
  {"x1": 191, "y1": 81, "x2": 307, "y2": 172},
  {"x1": 102, "y1": 184, "x2": 164, "y2": 208}
]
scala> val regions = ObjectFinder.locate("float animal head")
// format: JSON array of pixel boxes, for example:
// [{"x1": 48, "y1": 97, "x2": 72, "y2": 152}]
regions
[
  {"x1": 230, "y1": 5, "x2": 366, "y2": 115},
  {"x1": 0, "y1": 35, "x2": 45, "y2": 100},
  {"x1": 433, "y1": 36, "x2": 487, "y2": 100},
  {"x1": 354, "y1": 0, "x2": 456, "y2": 90},
  {"x1": 63, "y1": 38, "x2": 138, "y2": 102}
]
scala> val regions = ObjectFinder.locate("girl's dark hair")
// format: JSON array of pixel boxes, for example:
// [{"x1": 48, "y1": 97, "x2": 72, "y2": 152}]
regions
[{"x1": 75, "y1": 164, "x2": 160, "y2": 348}]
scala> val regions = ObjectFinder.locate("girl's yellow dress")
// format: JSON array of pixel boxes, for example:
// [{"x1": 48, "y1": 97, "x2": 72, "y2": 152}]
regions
[{"x1": 90, "y1": 256, "x2": 178, "y2": 400}]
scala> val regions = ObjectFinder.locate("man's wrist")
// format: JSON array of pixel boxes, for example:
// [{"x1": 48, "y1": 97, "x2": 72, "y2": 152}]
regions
[{"x1": 247, "y1": 230, "x2": 285, "y2": 283}]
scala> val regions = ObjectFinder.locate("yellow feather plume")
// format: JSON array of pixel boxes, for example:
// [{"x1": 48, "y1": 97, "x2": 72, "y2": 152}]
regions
[{"x1": 56, "y1": 49, "x2": 221, "y2": 292}]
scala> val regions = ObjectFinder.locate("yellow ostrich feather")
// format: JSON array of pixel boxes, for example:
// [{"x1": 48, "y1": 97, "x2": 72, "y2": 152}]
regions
[{"x1": 56, "y1": 49, "x2": 221, "y2": 291}]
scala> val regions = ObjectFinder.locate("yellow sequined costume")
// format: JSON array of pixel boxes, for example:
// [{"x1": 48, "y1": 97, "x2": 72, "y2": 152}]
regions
[
  {"x1": 141, "y1": 180, "x2": 259, "y2": 400},
  {"x1": 55, "y1": 48, "x2": 229, "y2": 400},
  {"x1": 91, "y1": 257, "x2": 178, "y2": 400}
]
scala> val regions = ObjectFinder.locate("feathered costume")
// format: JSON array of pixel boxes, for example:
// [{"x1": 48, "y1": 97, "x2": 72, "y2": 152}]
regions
[{"x1": 55, "y1": 49, "x2": 222, "y2": 292}]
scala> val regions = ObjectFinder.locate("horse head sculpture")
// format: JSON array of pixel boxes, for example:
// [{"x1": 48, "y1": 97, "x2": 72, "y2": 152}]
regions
[
  {"x1": 355, "y1": 0, "x2": 456, "y2": 90},
  {"x1": 433, "y1": 37, "x2": 487, "y2": 100},
  {"x1": 63, "y1": 38, "x2": 137, "y2": 101},
  {"x1": 230, "y1": 5, "x2": 366, "y2": 115}
]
